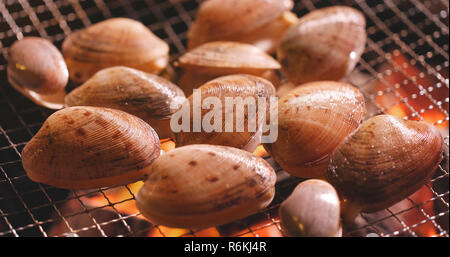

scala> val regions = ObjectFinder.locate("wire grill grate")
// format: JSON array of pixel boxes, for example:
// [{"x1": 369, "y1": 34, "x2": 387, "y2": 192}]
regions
[{"x1": 0, "y1": 0, "x2": 448, "y2": 237}]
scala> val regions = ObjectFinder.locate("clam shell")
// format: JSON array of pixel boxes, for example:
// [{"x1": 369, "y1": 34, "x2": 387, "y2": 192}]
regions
[
  {"x1": 21, "y1": 106, "x2": 161, "y2": 189},
  {"x1": 176, "y1": 41, "x2": 281, "y2": 94},
  {"x1": 7, "y1": 37, "x2": 68, "y2": 109},
  {"x1": 65, "y1": 66, "x2": 186, "y2": 139},
  {"x1": 136, "y1": 144, "x2": 276, "y2": 228},
  {"x1": 278, "y1": 6, "x2": 366, "y2": 84},
  {"x1": 279, "y1": 179, "x2": 341, "y2": 237},
  {"x1": 62, "y1": 18, "x2": 169, "y2": 83},
  {"x1": 178, "y1": 41, "x2": 280, "y2": 75},
  {"x1": 174, "y1": 74, "x2": 276, "y2": 152},
  {"x1": 187, "y1": 0, "x2": 294, "y2": 52},
  {"x1": 326, "y1": 114, "x2": 444, "y2": 221},
  {"x1": 240, "y1": 11, "x2": 299, "y2": 53},
  {"x1": 264, "y1": 81, "x2": 366, "y2": 178}
]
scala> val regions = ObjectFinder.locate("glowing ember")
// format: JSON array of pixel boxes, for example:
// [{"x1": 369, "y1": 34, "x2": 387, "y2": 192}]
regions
[
  {"x1": 253, "y1": 144, "x2": 269, "y2": 157},
  {"x1": 372, "y1": 51, "x2": 448, "y2": 236},
  {"x1": 374, "y1": 51, "x2": 449, "y2": 131}
]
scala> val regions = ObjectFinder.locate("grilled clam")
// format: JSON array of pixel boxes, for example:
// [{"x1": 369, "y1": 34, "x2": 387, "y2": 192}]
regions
[
  {"x1": 173, "y1": 74, "x2": 276, "y2": 152},
  {"x1": 326, "y1": 114, "x2": 444, "y2": 223},
  {"x1": 187, "y1": 0, "x2": 297, "y2": 53},
  {"x1": 278, "y1": 6, "x2": 366, "y2": 84},
  {"x1": 276, "y1": 82, "x2": 296, "y2": 97},
  {"x1": 279, "y1": 179, "x2": 342, "y2": 237},
  {"x1": 21, "y1": 106, "x2": 161, "y2": 189},
  {"x1": 65, "y1": 66, "x2": 186, "y2": 139},
  {"x1": 62, "y1": 18, "x2": 169, "y2": 84},
  {"x1": 7, "y1": 37, "x2": 68, "y2": 109},
  {"x1": 264, "y1": 81, "x2": 366, "y2": 178},
  {"x1": 136, "y1": 144, "x2": 276, "y2": 228},
  {"x1": 176, "y1": 41, "x2": 281, "y2": 94}
]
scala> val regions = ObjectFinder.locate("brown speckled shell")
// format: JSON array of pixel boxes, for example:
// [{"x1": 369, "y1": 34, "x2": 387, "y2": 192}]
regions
[
  {"x1": 279, "y1": 179, "x2": 341, "y2": 237},
  {"x1": 264, "y1": 81, "x2": 366, "y2": 178},
  {"x1": 136, "y1": 144, "x2": 276, "y2": 228},
  {"x1": 187, "y1": 0, "x2": 295, "y2": 53},
  {"x1": 7, "y1": 37, "x2": 68, "y2": 109},
  {"x1": 174, "y1": 74, "x2": 276, "y2": 152},
  {"x1": 62, "y1": 18, "x2": 169, "y2": 83},
  {"x1": 21, "y1": 106, "x2": 161, "y2": 189},
  {"x1": 65, "y1": 66, "x2": 186, "y2": 139},
  {"x1": 326, "y1": 115, "x2": 444, "y2": 215},
  {"x1": 278, "y1": 6, "x2": 366, "y2": 84}
]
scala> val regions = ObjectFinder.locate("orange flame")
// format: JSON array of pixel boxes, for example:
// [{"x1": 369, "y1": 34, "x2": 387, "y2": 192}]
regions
[
  {"x1": 374, "y1": 51, "x2": 448, "y2": 237},
  {"x1": 377, "y1": 51, "x2": 449, "y2": 130}
]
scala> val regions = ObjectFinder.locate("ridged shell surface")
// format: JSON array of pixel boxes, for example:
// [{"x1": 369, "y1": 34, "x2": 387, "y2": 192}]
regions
[
  {"x1": 187, "y1": 0, "x2": 294, "y2": 52},
  {"x1": 136, "y1": 144, "x2": 276, "y2": 228},
  {"x1": 65, "y1": 66, "x2": 185, "y2": 139},
  {"x1": 62, "y1": 18, "x2": 169, "y2": 83},
  {"x1": 21, "y1": 106, "x2": 161, "y2": 189},
  {"x1": 326, "y1": 115, "x2": 444, "y2": 214},
  {"x1": 278, "y1": 6, "x2": 366, "y2": 84},
  {"x1": 174, "y1": 74, "x2": 276, "y2": 152},
  {"x1": 264, "y1": 81, "x2": 366, "y2": 178}
]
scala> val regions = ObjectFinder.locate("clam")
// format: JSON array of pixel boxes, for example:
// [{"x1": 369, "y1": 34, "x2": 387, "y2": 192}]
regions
[
  {"x1": 279, "y1": 179, "x2": 342, "y2": 237},
  {"x1": 62, "y1": 18, "x2": 169, "y2": 84},
  {"x1": 176, "y1": 41, "x2": 281, "y2": 94},
  {"x1": 276, "y1": 82, "x2": 296, "y2": 97},
  {"x1": 136, "y1": 144, "x2": 276, "y2": 228},
  {"x1": 326, "y1": 114, "x2": 444, "y2": 223},
  {"x1": 187, "y1": 0, "x2": 297, "y2": 53},
  {"x1": 278, "y1": 6, "x2": 367, "y2": 84},
  {"x1": 263, "y1": 81, "x2": 366, "y2": 178},
  {"x1": 173, "y1": 74, "x2": 276, "y2": 152},
  {"x1": 21, "y1": 106, "x2": 161, "y2": 189},
  {"x1": 7, "y1": 37, "x2": 68, "y2": 109},
  {"x1": 65, "y1": 66, "x2": 186, "y2": 139}
]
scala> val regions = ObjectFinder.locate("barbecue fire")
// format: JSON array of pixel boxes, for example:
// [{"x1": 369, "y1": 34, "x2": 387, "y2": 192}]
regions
[
  {"x1": 371, "y1": 50, "x2": 449, "y2": 237},
  {"x1": 55, "y1": 50, "x2": 447, "y2": 237}
]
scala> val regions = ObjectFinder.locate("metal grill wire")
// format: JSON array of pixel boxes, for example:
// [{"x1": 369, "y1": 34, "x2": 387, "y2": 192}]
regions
[{"x1": 0, "y1": 0, "x2": 448, "y2": 237}]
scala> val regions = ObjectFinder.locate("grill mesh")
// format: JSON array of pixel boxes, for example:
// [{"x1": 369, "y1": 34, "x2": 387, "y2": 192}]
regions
[{"x1": 0, "y1": 0, "x2": 448, "y2": 237}]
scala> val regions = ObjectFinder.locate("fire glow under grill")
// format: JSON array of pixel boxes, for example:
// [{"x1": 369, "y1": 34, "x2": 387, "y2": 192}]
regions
[{"x1": 0, "y1": 0, "x2": 448, "y2": 237}]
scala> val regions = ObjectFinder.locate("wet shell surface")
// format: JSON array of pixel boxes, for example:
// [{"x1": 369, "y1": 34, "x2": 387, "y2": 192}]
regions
[
  {"x1": 136, "y1": 144, "x2": 276, "y2": 228},
  {"x1": 264, "y1": 81, "x2": 366, "y2": 178},
  {"x1": 62, "y1": 18, "x2": 169, "y2": 83},
  {"x1": 278, "y1": 6, "x2": 367, "y2": 84},
  {"x1": 21, "y1": 106, "x2": 161, "y2": 189},
  {"x1": 279, "y1": 179, "x2": 341, "y2": 237},
  {"x1": 7, "y1": 37, "x2": 68, "y2": 109},
  {"x1": 176, "y1": 41, "x2": 281, "y2": 94},
  {"x1": 326, "y1": 114, "x2": 444, "y2": 222},
  {"x1": 173, "y1": 74, "x2": 276, "y2": 152},
  {"x1": 65, "y1": 66, "x2": 186, "y2": 139},
  {"x1": 187, "y1": 0, "x2": 295, "y2": 53}
]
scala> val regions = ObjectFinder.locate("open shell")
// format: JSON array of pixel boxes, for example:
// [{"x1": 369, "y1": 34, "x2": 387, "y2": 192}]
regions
[
  {"x1": 21, "y1": 106, "x2": 161, "y2": 189},
  {"x1": 65, "y1": 66, "x2": 186, "y2": 139},
  {"x1": 173, "y1": 74, "x2": 276, "y2": 152},
  {"x1": 62, "y1": 18, "x2": 169, "y2": 84},
  {"x1": 279, "y1": 179, "x2": 342, "y2": 237},
  {"x1": 176, "y1": 41, "x2": 281, "y2": 94},
  {"x1": 7, "y1": 37, "x2": 68, "y2": 109},
  {"x1": 187, "y1": 0, "x2": 296, "y2": 53},
  {"x1": 326, "y1": 114, "x2": 444, "y2": 222},
  {"x1": 136, "y1": 144, "x2": 276, "y2": 228},
  {"x1": 264, "y1": 81, "x2": 366, "y2": 178},
  {"x1": 278, "y1": 6, "x2": 367, "y2": 84}
]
